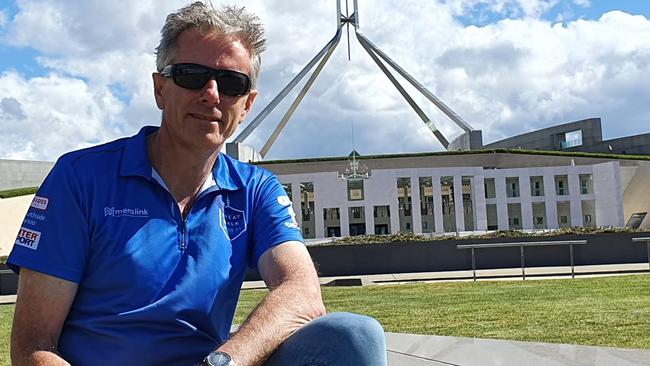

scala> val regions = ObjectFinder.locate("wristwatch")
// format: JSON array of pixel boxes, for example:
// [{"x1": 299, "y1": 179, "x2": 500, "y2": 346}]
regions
[{"x1": 201, "y1": 350, "x2": 236, "y2": 366}]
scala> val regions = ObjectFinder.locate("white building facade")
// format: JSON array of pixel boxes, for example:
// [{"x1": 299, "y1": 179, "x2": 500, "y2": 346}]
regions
[{"x1": 260, "y1": 153, "x2": 630, "y2": 239}]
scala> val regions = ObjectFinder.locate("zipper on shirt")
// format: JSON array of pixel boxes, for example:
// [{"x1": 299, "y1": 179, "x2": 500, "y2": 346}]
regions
[{"x1": 179, "y1": 218, "x2": 188, "y2": 252}]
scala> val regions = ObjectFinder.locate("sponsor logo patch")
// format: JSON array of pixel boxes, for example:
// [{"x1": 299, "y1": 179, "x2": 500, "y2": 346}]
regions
[
  {"x1": 277, "y1": 195, "x2": 292, "y2": 206},
  {"x1": 30, "y1": 196, "x2": 49, "y2": 210},
  {"x1": 15, "y1": 227, "x2": 41, "y2": 250},
  {"x1": 104, "y1": 207, "x2": 149, "y2": 218}
]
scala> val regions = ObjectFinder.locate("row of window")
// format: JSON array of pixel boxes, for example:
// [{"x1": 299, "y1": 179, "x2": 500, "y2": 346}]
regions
[{"x1": 486, "y1": 174, "x2": 593, "y2": 198}]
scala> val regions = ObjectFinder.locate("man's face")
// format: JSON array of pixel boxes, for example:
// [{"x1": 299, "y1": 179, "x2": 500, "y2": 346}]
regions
[{"x1": 153, "y1": 28, "x2": 258, "y2": 151}]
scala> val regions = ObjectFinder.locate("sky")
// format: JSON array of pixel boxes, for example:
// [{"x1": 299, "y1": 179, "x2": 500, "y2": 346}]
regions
[{"x1": 0, "y1": 0, "x2": 649, "y2": 161}]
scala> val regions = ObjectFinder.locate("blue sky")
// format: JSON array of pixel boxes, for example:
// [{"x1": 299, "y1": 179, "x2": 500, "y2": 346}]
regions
[{"x1": 1, "y1": 0, "x2": 649, "y2": 161}]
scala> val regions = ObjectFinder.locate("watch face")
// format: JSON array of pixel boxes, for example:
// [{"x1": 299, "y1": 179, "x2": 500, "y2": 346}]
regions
[{"x1": 207, "y1": 351, "x2": 232, "y2": 366}]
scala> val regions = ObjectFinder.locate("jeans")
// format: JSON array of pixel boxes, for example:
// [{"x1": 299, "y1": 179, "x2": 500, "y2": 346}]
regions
[{"x1": 263, "y1": 312, "x2": 387, "y2": 366}]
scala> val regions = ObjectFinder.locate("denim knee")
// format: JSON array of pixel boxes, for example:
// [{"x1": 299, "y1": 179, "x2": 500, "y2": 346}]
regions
[{"x1": 315, "y1": 312, "x2": 385, "y2": 347}]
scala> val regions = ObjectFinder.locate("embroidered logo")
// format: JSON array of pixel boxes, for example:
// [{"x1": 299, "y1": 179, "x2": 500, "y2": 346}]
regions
[
  {"x1": 222, "y1": 196, "x2": 247, "y2": 241},
  {"x1": 104, "y1": 207, "x2": 149, "y2": 218},
  {"x1": 30, "y1": 196, "x2": 49, "y2": 210},
  {"x1": 15, "y1": 227, "x2": 41, "y2": 250}
]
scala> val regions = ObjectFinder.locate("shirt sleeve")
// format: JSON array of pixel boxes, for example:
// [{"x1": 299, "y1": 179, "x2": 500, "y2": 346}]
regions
[
  {"x1": 248, "y1": 173, "x2": 304, "y2": 271},
  {"x1": 7, "y1": 158, "x2": 90, "y2": 283}
]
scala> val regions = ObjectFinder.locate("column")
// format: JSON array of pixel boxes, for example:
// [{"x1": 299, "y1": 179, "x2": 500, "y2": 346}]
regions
[
  {"x1": 519, "y1": 174, "x2": 534, "y2": 230},
  {"x1": 340, "y1": 205, "x2": 350, "y2": 237},
  {"x1": 543, "y1": 173, "x2": 559, "y2": 229},
  {"x1": 411, "y1": 175, "x2": 423, "y2": 234},
  {"x1": 472, "y1": 175, "x2": 488, "y2": 231},
  {"x1": 495, "y1": 176, "x2": 509, "y2": 230},
  {"x1": 568, "y1": 173, "x2": 583, "y2": 227},
  {"x1": 365, "y1": 204, "x2": 374, "y2": 236},
  {"x1": 291, "y1": 182, "x2": 302, "y2": 228},
  {"x1": 432, "y1": 175, "x2": 444, "y2": 233},
  {"x1": 453, "y1": 175, "x2": 465, "y2": 232}
]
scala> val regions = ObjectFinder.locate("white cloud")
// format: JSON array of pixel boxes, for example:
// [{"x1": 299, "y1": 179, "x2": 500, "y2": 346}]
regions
[
  {"x1": 573, "y1": 0, "x2": 590, "y2": 7},
  {"x1": 0, "y1": 9, "x2": 8, "y2": 29},
  {"x1": 0, "y1": 71, "x2": 125, "y2": 160},
  {"x1": 0, "y1": 1, "x2": 649, "y2": 161}
]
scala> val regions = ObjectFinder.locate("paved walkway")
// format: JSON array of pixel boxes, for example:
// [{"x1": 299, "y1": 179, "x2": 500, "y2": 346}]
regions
[{"x1": 386, "y1": 333, "x2": 650, "y2": 366}]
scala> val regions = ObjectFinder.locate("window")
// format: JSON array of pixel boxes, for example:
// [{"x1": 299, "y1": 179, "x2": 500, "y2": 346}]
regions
[
  {"x1": 561, "y1": 130, "x2": 583, "y2": 149},
  {"x1": 351, "y1": 207, "x2": 362, "y2": 219},
  {"x1": 555, "y1": 176, "x2": 568, "y2": 196},
  {"x1": 584, "y1": 214, "x2": 592, "y2": 223},
  {"x1": 506, "y1": 177, "x2": 519, "y2": 198},
  {"x1": 406, "y1": 222, "x2": 411, "y2": 230},
  {"x1": 484, "y1": 178, "x2": 496, "y2": 199},
  {"x1": 535, "y1": 217, "x2": 544, "y2": 225},
  {"x1": 580, "y1": 174, "x2": 592, "y2": 195},
  {"x1": 304, "y1": 227, "x2": 310, "y2": 235},
  {"x1": 625, "y1": 212, "x2": 647, "y2": 229},
  {"x1": 513, "y1": 218, "x2": 520, "y2": 225},
  {"x1": 560, "y1": 216, "x2": 568, "y2": 224},
  {"x1": 347, "y1": 179, "x2": 364, "y2": 201},
  {"x1": 530, "y1": 176, "x2": 544, "y2": 197}
]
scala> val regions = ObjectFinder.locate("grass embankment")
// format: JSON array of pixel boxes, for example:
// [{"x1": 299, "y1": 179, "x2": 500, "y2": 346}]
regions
[{"x1": 0, "y1": 274, "x2": 648, "y2": 365}]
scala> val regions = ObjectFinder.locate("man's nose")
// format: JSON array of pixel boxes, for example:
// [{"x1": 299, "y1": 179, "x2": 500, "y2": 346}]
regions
[{"x1": 199, "y1": 78, "x2": 220, "y2": 105}]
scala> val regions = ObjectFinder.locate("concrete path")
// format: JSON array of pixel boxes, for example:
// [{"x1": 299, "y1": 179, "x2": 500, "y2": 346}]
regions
[{"x1": 386, "y1": 333, "x2": 650, "y2": 366}]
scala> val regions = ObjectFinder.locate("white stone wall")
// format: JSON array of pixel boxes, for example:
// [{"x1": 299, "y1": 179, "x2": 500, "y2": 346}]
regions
[{"x1": 593, "y1": 162, "x2": 625, "y2": 227}]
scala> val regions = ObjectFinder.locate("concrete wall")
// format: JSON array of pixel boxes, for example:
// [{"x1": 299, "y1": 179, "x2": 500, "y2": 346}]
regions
[
  {"x1": 0, "y1": 195, "x2": 33, "y2": 256},
  {"x1": 243, "y1": 232, "x2": 650, "y2": 280},
  {"x1": 0, "y1": 159, "x2": 53, "y2": 190},
  {"x1": 482, "y1": 118, "x2": 602, "y2": 151},
  {"x1": 448, "y1": 130, "x2": 483, "y2": 151},
  {"x1": 566, "y1": 133, "x2": 650, "y2": 156}
]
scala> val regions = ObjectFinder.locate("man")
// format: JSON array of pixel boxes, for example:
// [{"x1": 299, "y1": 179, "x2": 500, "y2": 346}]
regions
[{"x1": 8, "y1": 2, "x2": 386, "y2": 366}]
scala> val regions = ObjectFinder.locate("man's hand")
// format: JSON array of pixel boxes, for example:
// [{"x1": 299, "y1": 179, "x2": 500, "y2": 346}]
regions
[
  {"x1": 11, "y1": 268, "x2": 77, "y2": 366},
  {"x1": 216, "y1": 241, "x2": 325, "y2": 366}
]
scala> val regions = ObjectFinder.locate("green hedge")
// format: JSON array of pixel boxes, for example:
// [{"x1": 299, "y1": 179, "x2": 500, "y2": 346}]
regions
[{"x1": 0, "y1": 187, "x2": 38, "y2": 199}]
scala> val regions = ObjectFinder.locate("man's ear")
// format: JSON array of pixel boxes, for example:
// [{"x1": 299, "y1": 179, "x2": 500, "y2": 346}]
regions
[
  {"x1": 152, "y1": 73, "x2": 166, "y2": 110},
  {"x1": 240, "y1": 89, "x2": 258, "y2": 123}
]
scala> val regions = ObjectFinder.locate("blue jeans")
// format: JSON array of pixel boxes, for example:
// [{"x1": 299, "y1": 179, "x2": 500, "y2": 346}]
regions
[{"x1": 263, "y1": 312, "x2": 387, "y2": 366}]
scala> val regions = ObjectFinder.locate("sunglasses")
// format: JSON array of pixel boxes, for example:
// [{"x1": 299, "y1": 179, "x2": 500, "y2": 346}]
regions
[{"x1": 160, "y1": 63, "x2": 252, "y2": 96}]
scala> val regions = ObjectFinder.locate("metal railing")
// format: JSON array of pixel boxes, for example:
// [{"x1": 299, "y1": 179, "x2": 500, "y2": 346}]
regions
[
  {"x1": 632, "y1": 237, "x2": 650, "y2": 272},
  {"x1": 457, "y1": 240, "x2": 588, "y2": 281}
]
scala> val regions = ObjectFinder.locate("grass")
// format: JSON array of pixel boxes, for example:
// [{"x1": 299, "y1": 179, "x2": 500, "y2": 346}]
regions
[
  {"x1": 235, "y1": 274, "x2": 650, "y2": 350},
  {"x1": 0, "y1": 306, "x2": 12, "y2": 366},
  {"x1": 1, "y1": 274, "x2": 649, "y2": 364}
]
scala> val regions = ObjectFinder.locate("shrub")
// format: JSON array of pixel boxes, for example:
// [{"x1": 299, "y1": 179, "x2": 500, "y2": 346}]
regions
[{"x1": 332, "y1": 226, "x2": 648, "y2": 245}]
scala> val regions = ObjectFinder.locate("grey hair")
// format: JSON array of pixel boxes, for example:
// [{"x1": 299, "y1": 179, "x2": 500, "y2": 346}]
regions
[{"x1": 155, "y1": 1, "x2": 266, "y2": 88}]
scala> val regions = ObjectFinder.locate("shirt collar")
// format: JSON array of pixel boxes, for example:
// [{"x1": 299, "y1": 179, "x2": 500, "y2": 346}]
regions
[
  {"x1": 119, "y1": 126, "x2": 157, "y2": 179},
  {"x1": 120, "y1": 125, "x2": 241, "y2": 191}
]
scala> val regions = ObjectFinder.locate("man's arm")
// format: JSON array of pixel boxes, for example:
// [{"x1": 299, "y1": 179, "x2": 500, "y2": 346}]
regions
[
  {"x1": 217, "y1": 241, "x2": 326, "y2": 366},
  {"x1": 11, "y1": 268, "x2": 78, "y2": 366}
]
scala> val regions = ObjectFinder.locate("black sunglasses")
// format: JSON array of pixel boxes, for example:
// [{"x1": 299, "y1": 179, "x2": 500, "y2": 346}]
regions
[{"x1": 160, "y1": 63, "x2": 252, "y2": 96}]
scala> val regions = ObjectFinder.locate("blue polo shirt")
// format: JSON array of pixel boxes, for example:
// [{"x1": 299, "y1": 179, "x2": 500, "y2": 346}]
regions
[{"x1": 8, "y1": 126, "x2": 303, "y2": 366}]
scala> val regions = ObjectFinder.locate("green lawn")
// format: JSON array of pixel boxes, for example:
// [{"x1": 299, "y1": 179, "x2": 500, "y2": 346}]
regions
[
  {"x1": 235, "y1": 274, "x2": 650, "y2": 349},
  {"x1": 1, "y1": 274, "x2": 649, "y2": 365}
]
